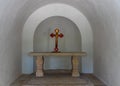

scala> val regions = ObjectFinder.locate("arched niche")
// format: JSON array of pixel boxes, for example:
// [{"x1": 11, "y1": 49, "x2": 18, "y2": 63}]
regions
[
  {"x1": 22, "y1": 3, "x2": 93, "y2": 74},
  {"x1": 34, "y1": 16, "x2": 81, "y2": 70}
]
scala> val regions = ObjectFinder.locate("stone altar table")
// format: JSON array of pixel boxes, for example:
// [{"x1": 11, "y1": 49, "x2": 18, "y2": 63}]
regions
[{"x1": 29, "y1": 52, "x2": 86, "y2": 77}]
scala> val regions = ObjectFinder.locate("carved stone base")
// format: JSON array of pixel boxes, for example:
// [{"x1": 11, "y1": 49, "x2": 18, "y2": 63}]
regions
[
  {"x1": 36, "y1": 56, "x2": 44, "y2": 77},
  {"x1": 72, "y1": 71, "x2": 80, "y2": 77},
  {"x1": 72, "y1": 56, "x2": 80, "y2": 77},
  {"x1": 36, "y1": 71, "x2": 44, "y2": 77},
  {"x1": 29, "y1": 52, "x2": 86, "y2": 77}
]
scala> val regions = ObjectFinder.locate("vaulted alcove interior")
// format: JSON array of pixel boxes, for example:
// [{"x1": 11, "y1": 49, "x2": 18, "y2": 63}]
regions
[
  {"x1": 1, "y1": 1, "x2": 120, "y2": 86},
  {"x1": 33, "y1": 16, "x2": 81, "y2": 70},
  {"x1": 22, "y1": 4, "x2": 93, "y2": 74}
]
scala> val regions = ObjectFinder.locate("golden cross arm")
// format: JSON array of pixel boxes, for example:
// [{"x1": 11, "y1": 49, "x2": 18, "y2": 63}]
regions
[{"x1": 50, "y1": 28, "x2": 64, "y2": 52}]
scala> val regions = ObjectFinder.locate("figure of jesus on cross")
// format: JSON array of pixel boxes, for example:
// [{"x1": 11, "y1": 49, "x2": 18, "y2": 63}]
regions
[{"x1": 50, "y1": 28, "x2": 64, "y2": 52}]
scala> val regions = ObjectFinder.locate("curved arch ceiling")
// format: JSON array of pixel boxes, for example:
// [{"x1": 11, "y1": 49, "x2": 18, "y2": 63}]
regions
[
  {"x1": 0, "y1": 0, "x2": 120, "y2": 86},
  {"x1": 22, "y1": 3, "x2": 93, "y2": 74}
]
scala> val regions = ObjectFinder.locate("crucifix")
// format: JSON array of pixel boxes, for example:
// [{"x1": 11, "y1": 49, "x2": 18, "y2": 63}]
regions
[{"x1": 50, "y1": 28, "x2": 64, "y2": 52}]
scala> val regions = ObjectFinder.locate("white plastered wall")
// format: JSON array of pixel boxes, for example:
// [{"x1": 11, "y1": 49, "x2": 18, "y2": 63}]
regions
[
  {"x1": 0, "y1": 0, "x2": 28, "y2": 86},
  {"x1": 1, "y1": 0, "x2": 120, "y2": 86},
  {"x1": 22, "y1": 3, "x2": 93, "y2": 74}
]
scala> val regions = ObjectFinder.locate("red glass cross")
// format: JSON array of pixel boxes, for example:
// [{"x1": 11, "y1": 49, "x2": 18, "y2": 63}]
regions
[{"x1": 50, "y1": 28, "x2": 64, "y2": 52}]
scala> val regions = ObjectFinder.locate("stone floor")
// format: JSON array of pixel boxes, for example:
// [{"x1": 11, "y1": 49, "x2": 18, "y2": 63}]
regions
[{"x1": 11, "y1": 70, "x2": 106, "y2": 86}]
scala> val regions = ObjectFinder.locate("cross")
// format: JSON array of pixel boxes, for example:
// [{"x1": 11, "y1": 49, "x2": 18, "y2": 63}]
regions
[{"x1": 50, "y1": 28, "x2": 64, "y2": 52}]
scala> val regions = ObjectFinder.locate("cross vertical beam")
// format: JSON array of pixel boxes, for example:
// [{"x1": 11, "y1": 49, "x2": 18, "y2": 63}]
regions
[{"x1": 50, "y1": 28, "x2": 64, "y2": 52}]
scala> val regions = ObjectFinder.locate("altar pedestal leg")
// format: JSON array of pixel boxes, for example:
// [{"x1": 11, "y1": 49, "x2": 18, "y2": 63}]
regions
[
  {"x1": 36, "y1": 56, "x2": 44, "y2": 77},
  {"x1": 72, "y1": 56, "x2": 80, "y2": 77}
]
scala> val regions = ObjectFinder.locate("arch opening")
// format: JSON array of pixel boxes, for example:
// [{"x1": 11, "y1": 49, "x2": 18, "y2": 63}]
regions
[{"x1": 22, "y1": 3, "x2": 93, "y2": 74}]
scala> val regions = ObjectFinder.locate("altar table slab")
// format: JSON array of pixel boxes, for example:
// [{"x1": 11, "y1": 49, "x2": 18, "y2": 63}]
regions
[{"x1": 29, "y1": 52, "x2": 86, "y2": 77}]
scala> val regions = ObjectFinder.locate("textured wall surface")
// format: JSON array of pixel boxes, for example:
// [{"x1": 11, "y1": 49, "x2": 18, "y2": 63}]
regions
[
  {"x1": 0, "y1": 0, "x2": 120, "y2": 86},
  {"x1": 92, "y1": 1, "x2": 120, "y2": 86},
  {"x1": 0, "y1": 0, "x2": 27, "y2": 86}
]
